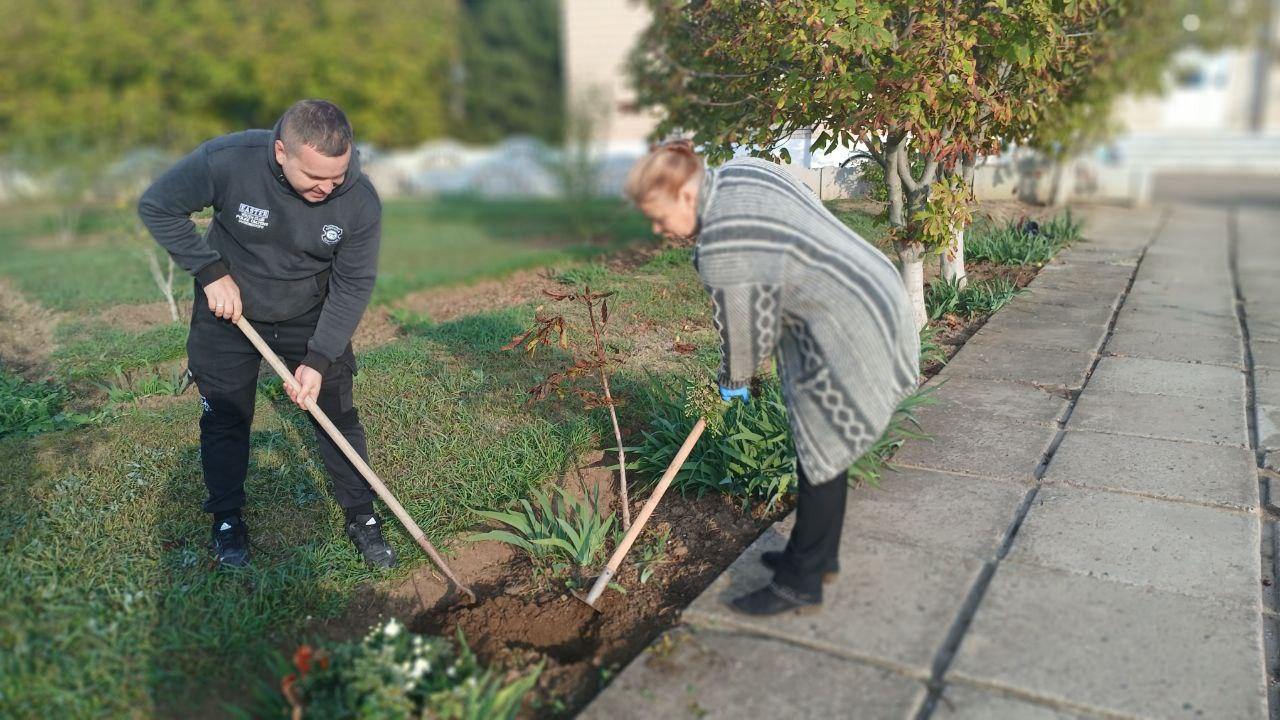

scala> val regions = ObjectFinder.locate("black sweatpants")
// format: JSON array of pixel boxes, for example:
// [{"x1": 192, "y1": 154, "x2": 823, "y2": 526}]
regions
[
  {"x1": 186, "y1": 284, "x2": 375, "y2": 515},
  {"x1": 773, "y1": 464, "x2": 848, "y2": 596}
]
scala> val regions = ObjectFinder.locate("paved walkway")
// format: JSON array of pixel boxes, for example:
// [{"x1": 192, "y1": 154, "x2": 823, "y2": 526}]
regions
[{"x1": 585, "y1": 203, "x2": 1279, "y2": 719}]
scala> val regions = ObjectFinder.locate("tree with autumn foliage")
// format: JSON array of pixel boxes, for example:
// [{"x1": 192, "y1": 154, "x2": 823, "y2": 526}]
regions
[{"x1": 629, "y1": 0, "x2": 1130, "y2": 328}]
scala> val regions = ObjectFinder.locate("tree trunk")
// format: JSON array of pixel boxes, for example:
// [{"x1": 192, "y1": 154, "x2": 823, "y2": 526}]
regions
[
  {"x1": 941, "y1": 154, "x2": 977, "y2": 288},
  {"x1": 885, "y1": 141, "x2": 927, "y2": 332},
  {"x1": 940, "y1": 225, "x2": 967, "y2": 289},
  {"x1": 899, "y1": 241, "x2": 927, "y2": 331}
]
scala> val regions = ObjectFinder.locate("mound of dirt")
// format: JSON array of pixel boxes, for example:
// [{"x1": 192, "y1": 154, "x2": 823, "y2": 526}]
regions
[{"x1": 411, "y1": 489, "x2": 782, "y2": 717}]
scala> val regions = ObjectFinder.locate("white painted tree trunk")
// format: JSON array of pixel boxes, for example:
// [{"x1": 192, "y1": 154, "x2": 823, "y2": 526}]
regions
[
  {"x1": 940, "y1": 225, "x2": 967, "y2": 289},
  {"x1": 899, "y1": 243, "x2": 927, "y2": 332}
]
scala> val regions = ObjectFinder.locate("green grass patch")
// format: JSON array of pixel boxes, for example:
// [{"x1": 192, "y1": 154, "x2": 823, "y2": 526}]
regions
[
  {"x1": 0, "y1": 198, "x2": 652, "y2": 312},
  {"x1": 967, "y1": 210, "x2": 1079, "y2": 266},
  {"x1": 826, "y1": 202, "x2": 891, "y2": 252},
  {"x1": 0, "y1": 329, "x2": 601, "y2": 716},
  {"x1": 925, "y1": 277, "x2": 1024, "y2": 321},
  {"x1": 371, "y1": 198, "x2": 651, "y2": 305},
  {"x1": 0, "y1": 369, "x2": 95, "y2": 437},
  {"x1": 53, "y1": 322, "x2": 189, "y2": 381}
]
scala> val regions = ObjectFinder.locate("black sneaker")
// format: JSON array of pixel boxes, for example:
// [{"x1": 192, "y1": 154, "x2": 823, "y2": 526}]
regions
[
  {"x1": 211, "y1": 516, "x2": 250, "y2": 568},
  {"x1": 729, "y1": 582, "x2": 822, "y2": 617},
  {"x1": 760, "y1": 550, "x2": 839, "y2": 584},
  {"x1": 346, "y1": 514, "x2": 396, "y2": 568}
]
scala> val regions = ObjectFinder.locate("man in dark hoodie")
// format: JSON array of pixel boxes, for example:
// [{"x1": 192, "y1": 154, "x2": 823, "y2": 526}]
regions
[{"x1": 139, "y1": 99, "x2": 394, "y2": 570}]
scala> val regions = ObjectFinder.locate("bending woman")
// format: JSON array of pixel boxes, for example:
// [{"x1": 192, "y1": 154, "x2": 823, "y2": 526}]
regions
[{"x1": 626, "y1": 143, "x2": 919, "y2": 616}]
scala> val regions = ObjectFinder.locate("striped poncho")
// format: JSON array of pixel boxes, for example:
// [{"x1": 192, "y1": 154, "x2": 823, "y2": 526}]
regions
[{"x1": 694, "y1": 158, "x2": 920, "y2": 484}]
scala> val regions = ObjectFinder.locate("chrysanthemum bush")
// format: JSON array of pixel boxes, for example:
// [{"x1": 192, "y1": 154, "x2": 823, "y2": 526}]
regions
[{"x1": 266, "y1": 619, "x2": 539, "y2": 720}]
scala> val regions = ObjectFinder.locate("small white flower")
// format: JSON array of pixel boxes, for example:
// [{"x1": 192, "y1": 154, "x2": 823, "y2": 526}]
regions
[
  {"x1": 447, "y1": 667, "x2": 457, "y2": 678},
  {"x1": 383, "y1": 619, "x2": 403, "y2": 638},
  {"x1": 410, "y1": 658, "x2": 430, "y2": 678}
]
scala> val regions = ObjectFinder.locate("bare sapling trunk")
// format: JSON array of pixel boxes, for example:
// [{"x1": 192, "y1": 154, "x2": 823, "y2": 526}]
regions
[
  {"x1": 587, "y1": 296, "x2": 629, "y2": 529},
  {"x1": 146, "y1": 247, "x2": 179, "y2": 321}
]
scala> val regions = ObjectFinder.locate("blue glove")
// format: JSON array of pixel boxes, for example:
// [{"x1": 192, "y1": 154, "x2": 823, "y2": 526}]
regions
[{"x1": 719, "y1": 384, "x2": 751, "y2": 403}]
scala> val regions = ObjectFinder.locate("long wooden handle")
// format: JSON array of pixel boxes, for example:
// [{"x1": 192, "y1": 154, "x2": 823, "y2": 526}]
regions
[
  {"x1": 235, "y1": 318, "x2": 475, "y2": 603},
  {"x1": 584, "y1": 417, "x2": 706, "y2": 605}
]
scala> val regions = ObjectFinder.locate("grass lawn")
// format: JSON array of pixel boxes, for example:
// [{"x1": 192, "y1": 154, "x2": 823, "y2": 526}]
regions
[
  {"x1": 0, "y1": 197, "x2": 650, "y2": 313},
  {"x1": 0, "y1": 196, "x2": 891, "y2": 716},
  {"x1": 0, "y1": 242, "x2": 715, "y2": 717}
]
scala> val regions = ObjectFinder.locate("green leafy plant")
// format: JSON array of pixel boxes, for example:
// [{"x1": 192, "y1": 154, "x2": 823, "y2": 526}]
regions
[
  {"x1": 848, "y1": 387, "x2": 936, "y2": 488},
  {"x1": 253, "y1": 620, "x2": 539, "y2": 720},
  {"x1": 967, "y1": 212, "x2": 1076, "y2": 266},
  {"x1": 98, "y1": 365, "x2": 189, "y2": 404},
  {"x1": 0, "y1": 369, "x2": 94, "y2": 437},
  {"x1": 631, "y1": 378, "x2": 796, "y2": 509},
  {"x1": 1040, "y1": 209, "x2": 1082, "y2": 242},
  {"x1": 635, "y1": 527, "x2": 672, "y2": 585},
  {"x1": 918, "y1": 325, "x2": 947, "y2": 369},
  {"x1": 926, "y1": 277, "x2": 1023, "y2": 321},
  {"x1": 635, "y1": 378, "x2": 936, "y2": 499},
  {"x1": 470, "y1": 486, "x2": 616, "y2": 577}
]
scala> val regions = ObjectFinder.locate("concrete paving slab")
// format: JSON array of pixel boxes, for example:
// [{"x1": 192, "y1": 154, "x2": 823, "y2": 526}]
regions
[
  {"x1": 1042, "y1": 430, "x2": 1259, "y2": 511},
  {"x1": 948, "y1": 562, "x2": 1268, "y2": 720},
  {"x1": 1124, "y1": 289, "x2": 1237, "y2": 317},
  {"x1": 1256, "y1": 368, "x2": 1280, "y2": 452},
  {"x1": 977, "y1": 315, "x2": 1110, "y2": 354},
  {"x1": 1104, "y1": 329, "x2": 1241, "y2": 367},
  {"x1": 933, "y1": 683, "x2": 1101, "y2": 719},
  {"x1": 939, "y1": 338, "x2": 1093, "y2": 390},
  {"x1": 1008, "y1": 485, "x2": 1260, "y2": 604},
  {"x1": 685, "y1": 530, "x2": 987, "y2": 677},
  {"x1": 997, "y1": 294, "x2": 1116, "y2": 326},
  {"x1": 1113, "y1": 304, "x2": 1240, "y2": 339},
  {"x1": 1132, "y1": 265, "x2": 1232, "y2": 293},
  {"x1": 1016, "y1": 287, "x2": 1122, "y2": 311},
  {"x1": 920, "y1": 376, "x2": 1070, "y2": 426},
  {"x1": 1069, "y1": 388, "x2": 1248, "y2": 447},
  {"x1": 1256, "y1": 338, "x2": 1280, "y2": 371},
  {"x1": 1086, "y1": 355, "x2": 1244, "y2": 399},
  {"x1": 581, "y1": 627, "x2": 926, "y2": 720},
  {"x1": 1247, "y1": 312, "x2": 1280, "y2": 343},
  {"x1": 892, "y1": 412, "x2": 1056, "y2": 482},
  {"x1": 852, "y1": 468, "x2": 1028, "y2": 559},
  {"x1": 1027, "y1": 266, "x2": 1131, "y2": 295},
  {"x1": 1129, "y1": 274, "x2": 1228, "y2": 292}
]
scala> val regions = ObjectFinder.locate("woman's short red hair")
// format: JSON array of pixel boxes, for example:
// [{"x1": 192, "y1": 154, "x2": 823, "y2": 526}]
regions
[{"x1": 624, "y1": 140, "x2": 704, "y2": 204}]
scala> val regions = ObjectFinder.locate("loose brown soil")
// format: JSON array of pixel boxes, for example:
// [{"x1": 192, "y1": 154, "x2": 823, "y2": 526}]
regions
[
  {"x1": 92, "y1": 300, "x2": 178, "y2": 332},
  {"x1": 0, "y1": 278, "x2": 59, "y2": 376},
  {"x1": 410, "y1": 486, "x2": 783, "y2": 717}
]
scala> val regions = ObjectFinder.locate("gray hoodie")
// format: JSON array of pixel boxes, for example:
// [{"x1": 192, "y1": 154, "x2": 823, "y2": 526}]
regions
[{"x1": 138, "y1": 119, "x2": 381, "y2": 372}]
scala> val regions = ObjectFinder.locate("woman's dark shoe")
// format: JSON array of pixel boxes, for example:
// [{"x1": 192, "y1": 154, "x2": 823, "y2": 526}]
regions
[
  {"x1": 760, "y1": 550, "x2": 839, "y2": 584},
  {"x1": 729, "y1": 582, "x2": 822, "y2": 617},
  {"x1": 346, "y1": 514, "x2": 396, "y2": 569}
]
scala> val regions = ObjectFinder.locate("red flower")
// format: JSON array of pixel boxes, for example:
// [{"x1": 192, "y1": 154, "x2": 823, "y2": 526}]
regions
[{"x1": 293, "y1": 645, "x2": 314, "y2": 675}]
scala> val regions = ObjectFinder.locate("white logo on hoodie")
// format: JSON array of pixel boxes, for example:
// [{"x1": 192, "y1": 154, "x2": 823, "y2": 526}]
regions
[
  {"x1": 236, "y1": 203, "x2": 270, "y2": 229},
  {"x1": 321, "y1": 225, "x2": 343, "y2": 245}
]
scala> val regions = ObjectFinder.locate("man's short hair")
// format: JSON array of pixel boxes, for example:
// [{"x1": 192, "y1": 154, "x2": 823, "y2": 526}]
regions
[{"x1": 280, "y1": 99, "x2": 353, "y2": 157}]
